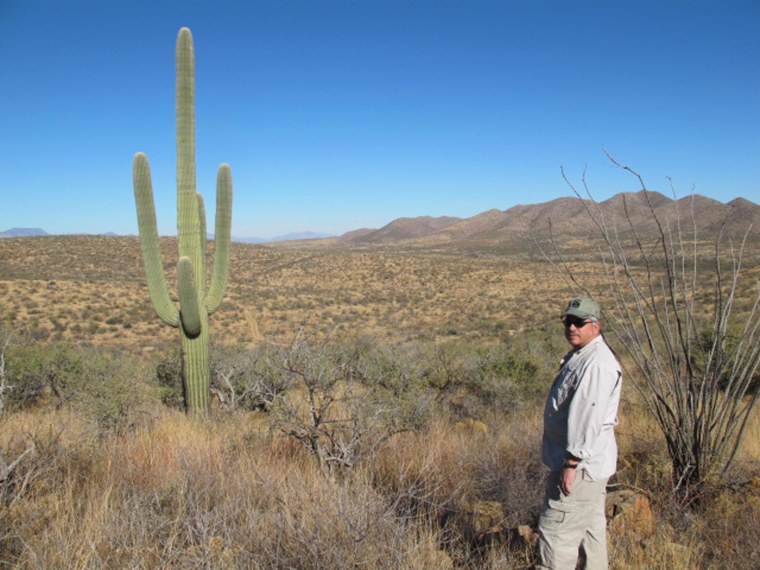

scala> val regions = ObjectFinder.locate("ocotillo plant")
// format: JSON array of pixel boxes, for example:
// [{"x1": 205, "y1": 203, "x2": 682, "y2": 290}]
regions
[{"x1": 132, "y1": 27, "x2": 232, "y2": 415}]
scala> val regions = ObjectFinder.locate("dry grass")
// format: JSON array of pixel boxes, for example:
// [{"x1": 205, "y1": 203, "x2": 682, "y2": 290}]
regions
[
  {"x1": 608, "y1": 390, "x2": 760, "y2": 569},
  {"x1": 0, "y1": 409, "x2": 540, "y2": 568},
  {"x1": 737, "y1": 405, "x2": 760, "y2": 462},
  {"x1": 2, "y1": 402, "x2": 757, "y2": 568},
  {"x1": 0, "y1": 236, "x2": 569, "y2": 351},
  {"x1": 2, "y1": 235, "x2": 760, "y2": 568}
]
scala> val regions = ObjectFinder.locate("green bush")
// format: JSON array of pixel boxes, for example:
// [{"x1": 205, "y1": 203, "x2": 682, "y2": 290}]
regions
[
  {"x1": 5, "y1": 338, "x2": 148, "y2": 431},
  {"x1": 5, "y1": 341, "x2": 83, "y2": 409},
  {"x1": 69, "y1": 351, "x2": 145, "y2": 432},
  {"x1": 154, "y1": 351, "x2": 184, "y2": 410},
  {"x1": 209, "y1": 343, "x2": 289, "y2": 412}
]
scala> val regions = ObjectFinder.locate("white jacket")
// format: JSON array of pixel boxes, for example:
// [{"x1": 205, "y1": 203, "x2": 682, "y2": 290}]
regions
[{"x1": 542, "y1": 335, "x2": 622, "y2": 480}]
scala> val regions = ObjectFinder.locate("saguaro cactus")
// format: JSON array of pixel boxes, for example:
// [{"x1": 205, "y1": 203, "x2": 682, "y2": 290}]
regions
[{"x1": 132, "y1": 27, "x2": 232, "y2": 415}]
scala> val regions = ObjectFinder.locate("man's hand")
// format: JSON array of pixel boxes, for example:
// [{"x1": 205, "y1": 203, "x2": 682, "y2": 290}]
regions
[{"x1": 561, "y1": 465, "x2": 578, "y2": 495}]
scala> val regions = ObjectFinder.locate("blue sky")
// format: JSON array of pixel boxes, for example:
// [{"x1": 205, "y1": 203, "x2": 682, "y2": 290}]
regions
[{"x1": 1, "y1": 1, "x2": 758, "y2": 238}]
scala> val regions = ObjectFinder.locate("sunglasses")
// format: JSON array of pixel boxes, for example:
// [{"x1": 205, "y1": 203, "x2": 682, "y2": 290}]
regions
[{"x1": 563, "y1": 316, "x2": 593, "y2": 328}]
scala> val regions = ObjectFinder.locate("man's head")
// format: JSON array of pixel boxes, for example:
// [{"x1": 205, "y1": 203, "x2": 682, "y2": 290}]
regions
[{"x1": 561, "y1": 296, "x2": 601, "y2": 349}]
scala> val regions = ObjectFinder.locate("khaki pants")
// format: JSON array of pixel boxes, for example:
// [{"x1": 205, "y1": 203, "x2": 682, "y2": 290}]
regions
[{"x1": 537, "y1": 470, "x2": 609, "y2": 570}]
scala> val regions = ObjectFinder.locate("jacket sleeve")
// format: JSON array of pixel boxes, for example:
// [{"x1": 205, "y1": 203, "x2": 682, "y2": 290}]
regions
[{"x1": 565, "y1": 352, "x2": 619, "y2": 461}]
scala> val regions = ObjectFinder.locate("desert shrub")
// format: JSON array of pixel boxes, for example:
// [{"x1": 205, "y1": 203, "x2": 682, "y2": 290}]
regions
[
  {"x1": 473, "y1": 348, "x2": 533, "y2": 412},
  {"x1": 155, "y1": 329, "x2": 562, "y2": 428},
  {"x1": 696, "y1": 326, "x2": 760, "y2": 395},
  {"x1": 3, "y1": 337, "x2": 148, "y2": 431},
  {"x1": 255, "y1": 333, "x2": 441, "y2": 475},
  {"x1": 67, "y1": 351, "x2": 147, "y2": 432},
  {"x1": 4, "y1": 340, "x2": 84, "y2": 409},
  {"x1": 341, "y1": 336, "x2": 487, "y2": 420},
  {"x1": 340, "y1": 334, "x2": 424, "y2": 397},
  {"x1": 155, "y1": 343, "x2": 295, "y2": 414},
  {"x1": 209, "y1": 343, "x2": 289, "y2": 413},
  {"x1": 154, "y1": 350, "x2": 184, "y2": 410},
  {"x1": 420, "y1": 340, "x2": 482, "y2": 401},
  {"x1": 338, "y1": 335, "x2": 435, "y2": 430},
  {"x1": 316, "y1": 332, "x2": 560, "y2": 423},
  {"x1": 399, "y1": 332, "x2": 560, "y2": 418}
]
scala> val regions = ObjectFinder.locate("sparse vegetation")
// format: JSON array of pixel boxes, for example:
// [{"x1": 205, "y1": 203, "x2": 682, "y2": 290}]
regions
[
  {"x1": 1, "y1": 204, "x2": 759, "y2": 567},
  {"x1": 0, "y1": 387, "x2": 758, "y2": 568},
  {"x1": 0, "y1": 236, "x2": 565, "y2": 348}
]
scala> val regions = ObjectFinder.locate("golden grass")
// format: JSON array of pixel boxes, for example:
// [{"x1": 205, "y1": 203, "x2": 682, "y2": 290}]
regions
[
  {"x1": 0, "y1": 236, "x2": 571, "y2": 351},
  {"x1": 1, "y1": 410, "x2": 465, "y2": 568},
  {"x1": 3, "y1": 235, "x2": 760, "y2": 568},
  {"x1": 737, "y1": 403, "x2": 760, "y2": 462},
  {"x1": 2, "y1": 398, "x2": 759, "y2": 568}
]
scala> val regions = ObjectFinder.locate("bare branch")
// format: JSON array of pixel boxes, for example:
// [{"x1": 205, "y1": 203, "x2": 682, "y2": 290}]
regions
[{"x1": 531, "y1": 153, "x2": 760, "y2": 499}]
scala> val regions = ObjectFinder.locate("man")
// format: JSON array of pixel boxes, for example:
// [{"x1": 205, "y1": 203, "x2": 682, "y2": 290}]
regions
[{"x1": 537, "y1": 296, "x2": 622, "y2": 569}]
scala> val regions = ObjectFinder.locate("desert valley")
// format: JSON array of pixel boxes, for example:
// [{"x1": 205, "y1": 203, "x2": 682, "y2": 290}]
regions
[{"x1": 1, "y1": 190, "x2": 759, "y2": 568}]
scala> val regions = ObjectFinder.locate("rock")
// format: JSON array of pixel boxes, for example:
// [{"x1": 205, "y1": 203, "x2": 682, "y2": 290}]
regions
[
  {"x1": 451, "y1": 500, "x2": 540, "y2": 554},
  {"x1": 456, "y1": 499, "x2": 505, "y2": 541},
  {"x1": 510, "y1": 524, "x2": 537, "y2": 549},
  {"x1": 606, "y1": 489, "x2": 655, "y2": 539}
]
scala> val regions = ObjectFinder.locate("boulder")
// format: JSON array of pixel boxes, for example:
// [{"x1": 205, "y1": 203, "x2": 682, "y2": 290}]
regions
[
  {"x1": 457, "y1": 499, "x2": 505, "y2": 540},
  {"x1": 606, "y1": 489, "x2": 655, "y2": 539}
]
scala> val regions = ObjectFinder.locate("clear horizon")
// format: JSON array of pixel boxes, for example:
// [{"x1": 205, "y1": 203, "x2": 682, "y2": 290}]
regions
[
  {"x1": 2, "y1": 188, "x2": 758, "y2": 241},
  {"x1": 1, "y1": 1, "x2": 759, "y2": 239}
]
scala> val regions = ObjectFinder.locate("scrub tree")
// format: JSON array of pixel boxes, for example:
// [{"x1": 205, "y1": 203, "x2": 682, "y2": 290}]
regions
[{"x1": 535, "y1": 152, "x2": 760, "y2": 503}]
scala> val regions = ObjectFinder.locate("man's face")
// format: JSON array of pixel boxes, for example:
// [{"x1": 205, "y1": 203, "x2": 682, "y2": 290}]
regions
[{"x1": 563, "y1": 315, "x2": 600, "y2": 349}]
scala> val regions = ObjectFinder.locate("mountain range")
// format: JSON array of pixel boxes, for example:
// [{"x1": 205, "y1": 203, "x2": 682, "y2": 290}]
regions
[
  {"x1": 294, "y1": 190, "x2": 760, "y2": 251},
  {"x1": 0, "y1": 228, "x2": 332, "y2": 243},
  {"x1": 234, "y1": 231, "x2": 335, "y2": 243},
  {"x1": 3, "y1": 191, "x2": 759, "y2": 250},
  {"x1": 0, "y1": 227, "x2": 49, "y2": 238},
  {"x1": 258, "y1": 190, "x2": 760, "y2": 251}
]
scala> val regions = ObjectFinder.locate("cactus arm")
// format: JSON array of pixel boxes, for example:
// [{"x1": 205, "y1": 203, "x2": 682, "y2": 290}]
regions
[
  {"x1": 132, "y1": 152, "x2": 180, "y2": 327},
  {"x1": 197, "y1": 192, "x2": 207, "y2": 282},
  {"x1": 177, "y1": 256, "x2": 202, "y2": 338},
  {"x1": 206, "y1": 164, "x2": 232, "y2": 314}
]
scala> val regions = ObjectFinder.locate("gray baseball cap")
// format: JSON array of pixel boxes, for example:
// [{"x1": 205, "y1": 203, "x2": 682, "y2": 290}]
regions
[{"x1": 562, "y1": 296, "x2": 600, "y2": 320}]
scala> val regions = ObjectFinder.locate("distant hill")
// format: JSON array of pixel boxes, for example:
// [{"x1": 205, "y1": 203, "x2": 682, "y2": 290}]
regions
[
  {"x1": 0, "y1": 227, "x2": 49, "y2": 238},
  {"x1": 0, "y1": 228, "x2": 331, "y2": 244},
  {"x1": 5, "y1": 191, "x2": 758, "y2": 250},
  {"x1": 326, "y1": 191, "x2": 760, "y2": 250},
  {"x1": 346, "y1": 216, "x2": 462, "y2": 245},
  {"x1": 233, "y1": 236, "x2": 269, "y2": 244},
  {"x1": 234, "y1": 231, "x2": 335, "y2": 244},
  {"x1": 271, "y1": 231, "x2": 335, "y2": 242}
]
